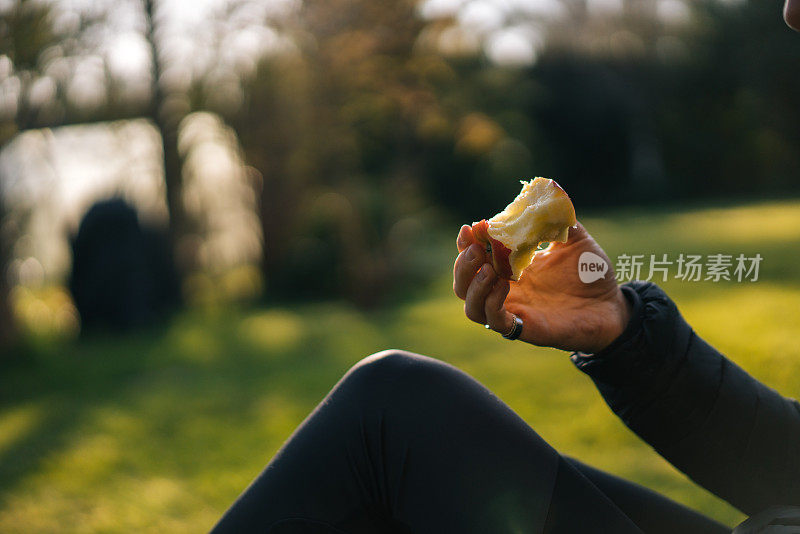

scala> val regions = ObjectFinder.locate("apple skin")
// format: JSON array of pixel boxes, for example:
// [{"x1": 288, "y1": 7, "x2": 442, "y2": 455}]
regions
[
  {"x1": 550, "y1": 180, "x2": 576, "y2": 224},
  {"x1": 471, "y1": 219, "x2": 515, "y2": 280}
]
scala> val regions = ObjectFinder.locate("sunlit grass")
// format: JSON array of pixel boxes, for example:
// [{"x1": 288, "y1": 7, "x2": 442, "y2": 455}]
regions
[
  {"x1": 0, "y1": 403, "x2": 45, "y2": 458},
  {"x1": 3, "y1": 199, "x2": 800, "y2": 532}
]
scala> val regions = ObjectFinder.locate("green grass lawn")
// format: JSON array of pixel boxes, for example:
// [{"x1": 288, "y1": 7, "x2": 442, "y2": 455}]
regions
[{"x1": 3, "y1": 199, "x2": 800, "y2": 532}]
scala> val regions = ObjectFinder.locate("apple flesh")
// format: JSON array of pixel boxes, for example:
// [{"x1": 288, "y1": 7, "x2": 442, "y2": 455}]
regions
[{"x1": 472, "y1": 177, "x2": 576, "y2": 281}]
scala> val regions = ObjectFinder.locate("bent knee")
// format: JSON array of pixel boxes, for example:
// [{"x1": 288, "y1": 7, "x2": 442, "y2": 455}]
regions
[
  {"x1": 347, "y1": 349, "x2": 428, "y2": 382},
  {"x1": 341, "y1": 349, "x2": 472, "y2": 401},
  {"x1": 338, "y1": 350, "x2": 524, "y2": 438},
  {"x1": 340, "y1": 349, "x2": 455, "y2": 400},
  {"x1": 353, "y1": 349, "x2": 418, "y2": 371}
]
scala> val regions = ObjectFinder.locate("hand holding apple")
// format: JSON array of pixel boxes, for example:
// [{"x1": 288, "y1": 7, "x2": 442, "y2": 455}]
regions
[{"x1": 453, "y1": 178, "x2": 630, "y2": 353}]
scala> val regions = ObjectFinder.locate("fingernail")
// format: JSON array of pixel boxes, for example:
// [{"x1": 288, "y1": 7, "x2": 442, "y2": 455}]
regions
[
  {"x1": 477, "y1": 265, "x2": 488, "y2": 280},
  {"x1": 465, "y1": 247, "x2": 476, "y2": 262}
]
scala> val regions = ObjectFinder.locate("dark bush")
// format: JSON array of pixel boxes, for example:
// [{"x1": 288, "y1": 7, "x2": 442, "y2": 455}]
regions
[{"x1": 69, "y1": 199, "x2": 180, "y2": 332}]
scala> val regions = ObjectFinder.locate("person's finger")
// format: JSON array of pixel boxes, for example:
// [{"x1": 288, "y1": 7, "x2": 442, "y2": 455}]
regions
[
  {"x1": 453, "y1": 243, "x2": 485, "y2": 300},
  {"x1": 464, "y1": 263, "x2": 496, "y2": 325},
  {"x1": 457, "y1": 224, "x2": 476, "y2": 252},
  {"x1": 484, "y1": 277, "x2": 512, "y2": 333}
]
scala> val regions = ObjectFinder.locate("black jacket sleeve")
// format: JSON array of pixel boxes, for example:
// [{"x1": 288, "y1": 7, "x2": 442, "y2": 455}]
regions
[{"x1": 571, "y1": 281, "x2": 800, "y2": 515}]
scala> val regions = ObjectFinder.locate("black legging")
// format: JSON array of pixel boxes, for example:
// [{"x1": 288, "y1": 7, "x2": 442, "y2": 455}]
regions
[{"x1": 211, "y1": 350, "x2": 730, "y2": 533}]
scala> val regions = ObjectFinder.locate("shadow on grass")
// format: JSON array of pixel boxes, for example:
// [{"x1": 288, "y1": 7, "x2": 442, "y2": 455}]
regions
[
  {"x1": 0, "y1": 327, "x2": 170, "y2": 503},
  {"x1": 0, "y1": 304, "x2": 387, "y2": 510}
]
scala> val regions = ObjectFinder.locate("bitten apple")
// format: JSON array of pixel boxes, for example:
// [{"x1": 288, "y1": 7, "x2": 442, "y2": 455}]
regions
[{"x1": 471, "y1": 177, "x2": 577, "y2": 281}]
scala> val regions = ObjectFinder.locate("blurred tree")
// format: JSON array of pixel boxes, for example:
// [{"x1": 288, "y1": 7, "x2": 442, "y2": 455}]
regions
[
  {"x1": 0, "y1": 0, "x2": 173, "y2": 346},
  {"x1": 531, "y1": 0, "x2": 800, "y2": 202},
  {"x1": 143, "y1": 0, "x2": 189, "y2": 268},
  {"x1": 0, "y1": 191, "x2": 13, "y2": 350},
  {"x1": 492, "y1": 0, "x2": 800, "y2": 206},
  {"x1": 227, "y1": 0, "x2": 461, "y2": 306},
  {"x1": 0, "y1": 0, "x2": 197, "y2": 346},
  {"x1": 0, "y1": 0, "x2": 63, "y2": 350},
  {"x1": 228, "y1": 55, "x2": 308, "y2": 302},
  {"x1": 653, "y1": 0, "x2": 800, "y2": 198},
  {"x1": 525, "y1": 54, "x2": 650, "y2": 206},
  {"x1": 0, "y1": 0, "x2": 155, "y2": 348}
]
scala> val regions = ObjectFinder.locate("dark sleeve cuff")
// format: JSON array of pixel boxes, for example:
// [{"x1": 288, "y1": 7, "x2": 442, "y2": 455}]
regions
[
  {"x1": 569, "y1": 281, "x2": 695, "y2": 421},
  {"x1": 577, "y1": 283, "x2": 643, "y2": 359}
]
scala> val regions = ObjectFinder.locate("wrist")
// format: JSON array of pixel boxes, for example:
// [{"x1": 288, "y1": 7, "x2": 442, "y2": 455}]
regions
[
  {"x1": 612, "y1": 286, "x2": 632, "y2": 342},
  {"x1": 571, "y1": 282, "x2": 689, "y2": 394},
  {"x1": 589, "y1": 286, "x2": 634, "y2": 353}
]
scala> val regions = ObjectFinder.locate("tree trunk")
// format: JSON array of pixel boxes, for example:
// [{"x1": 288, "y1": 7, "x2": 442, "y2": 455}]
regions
[
  {"x1": 0, "y1": 78, "x2": 30, "y2": 354},
  {"x1": 144, "y1": 0, "x2": 188, "y2": 270},
  {"x1": 253, "y1": 147, "x2": 297, "y2": 299},
  {"x1": 0, "y1": 186, "x2": 16, "y2": 352}
]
